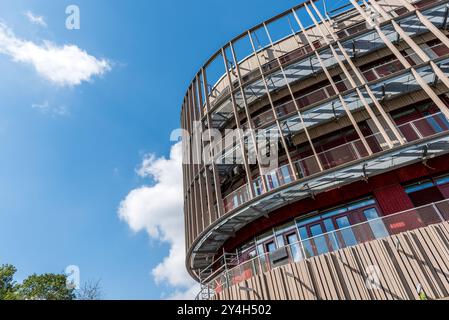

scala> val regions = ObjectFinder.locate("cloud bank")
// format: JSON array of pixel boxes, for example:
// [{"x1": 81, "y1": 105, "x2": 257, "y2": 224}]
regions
[
  {"x1": 0, "y1": 22, "x2": 110, "y2": 86},
  {"x1": 118, "y1": 142, "x2": 199, "y2": 299}
]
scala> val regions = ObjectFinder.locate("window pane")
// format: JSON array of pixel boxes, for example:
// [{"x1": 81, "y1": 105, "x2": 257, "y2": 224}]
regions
[
  {"x1": 287, "y1": 234, "x2": 302, "y2": 262},
  {"x1": 436, "y1": 175, "x2": 449, "y2": 186},
  {"x1": 310, "y1": 224, "x2": 329, "y2": 255},
  {"x1": 336, "y1": 216, "x2": 357, "y2": 247},
  {"x1": 310, "y1": 224, "x2": 324, "y2": 236},
  {"x1": 364, "y1": 208, "x2": 389, "y2": 239},
  {"x1": 266, "y1": 242, "x2": 277, "y2": 253},
  {"x1": 298, "y1": 226, "x2": 308, "y2": 240},
  {"x1": 405, "y1": 181, "x2": 434, "y2": 193},
  {"x1": 287, "y1": 233, "x2": 298, "y2": 244},
  {"x1": 276, "y1": 235, "x2": 285, "y2": 248}
]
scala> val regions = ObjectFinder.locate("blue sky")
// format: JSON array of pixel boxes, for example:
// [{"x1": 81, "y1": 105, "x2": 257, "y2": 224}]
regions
[{"x1": 0, "y1": 0, "x2": 303, "y2": 299}]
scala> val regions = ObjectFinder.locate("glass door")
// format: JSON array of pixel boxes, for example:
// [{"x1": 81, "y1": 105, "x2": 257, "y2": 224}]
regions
[
  {"x1": 309, "y1": 223, "x2": 330, "y2": 256},
  {"x1": 335, "y1": 216, "x2": 358, "y2": 248},
  {"x1": 285, "y1": 233, "x2": 302, "y2": 262},
  {"x1": 363, "y1": 207, "x2": 389, "y2": 240}
]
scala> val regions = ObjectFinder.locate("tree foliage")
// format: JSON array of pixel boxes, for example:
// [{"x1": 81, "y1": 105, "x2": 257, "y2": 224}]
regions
[
  {"x1": 18, "y1": 273, "x2": 76, "y2": 300},
  {"x1": 0, "y1": 264, "x2": 19, "y2": 300},
  {"x1": 0, "y1": 264, "x2": 75, "y2": 300}
]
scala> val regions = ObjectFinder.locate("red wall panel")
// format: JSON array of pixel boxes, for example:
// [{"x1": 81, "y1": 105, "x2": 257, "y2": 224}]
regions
[
  {"x1": 222, "y1": 153, "x2": 449, "y2": 253},
  {"x1": 373, "y1": 184, "x2": 414, "y2": 215}
]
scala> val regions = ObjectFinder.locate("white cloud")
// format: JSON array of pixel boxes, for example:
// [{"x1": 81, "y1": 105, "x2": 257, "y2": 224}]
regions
[
  {"x1": 32, "y1": 101, "x2": 69, "y2": 117},
  {"x1": 118, "y1": 142, "x2": 199, "y2": 299},
  {"x1": 24, "y1": 11, "x2": 47, "y2": 28},
  {"x1": 0, "y1": 22, "x2": 111, "y2": 86}
]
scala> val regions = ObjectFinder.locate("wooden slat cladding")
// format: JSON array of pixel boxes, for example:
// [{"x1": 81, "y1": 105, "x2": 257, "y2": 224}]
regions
[{"x1": 213, "y1": 222, "x2": 449, "y2": 300}]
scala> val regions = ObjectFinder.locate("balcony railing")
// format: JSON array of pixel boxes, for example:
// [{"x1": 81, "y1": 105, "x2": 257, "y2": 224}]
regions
[
  {"x1": 223, "y1": 184, "x2": 250, "y2": 213},
  {"x1": 336, "y1": 0, "x2": 441, "y2": 40},
  {"x1": 222, "y1": 112, "x2": 449, "y2": 214},
  {"x1": 199, "y1": 198, "x2": 449, "y2": 299},
  {"x1": 413, "y1": 0, "x2": 442, "y2": 9},
  {"x1": 203, "y1": 0, "x2": 444, "y2": 118},
  {"x1": 243, "y1": 42, "x2": 449, "y2": 131},
  {"x1": 362, "y1": 42, "x2": 449, "y2": 82},
  {"x1": 245, "y1": 78, "x2": 350, "y2": 130}
]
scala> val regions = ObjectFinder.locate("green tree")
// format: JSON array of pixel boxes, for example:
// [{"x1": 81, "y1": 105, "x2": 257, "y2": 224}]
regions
[
  {"x1": 0, "y1": 264, "x2": 19, "y2": 300},
  {"x1": 0, "y1": 264, "x2": 75, "y2": 300},
  {"x1": 18, "y1": 273, "x2": 75, "y2": 300}
]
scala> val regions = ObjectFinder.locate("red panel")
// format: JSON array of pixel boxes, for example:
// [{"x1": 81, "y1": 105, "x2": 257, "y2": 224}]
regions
[
  {"x1": 373, "y1": 184, "x2": 414, "y2": 215},
  {"x1": 439, "y1": 184, "x2": 449, "y2": 199},
  {"x1": 221, "y1": 153, "x2": 449, "y2": 253}
]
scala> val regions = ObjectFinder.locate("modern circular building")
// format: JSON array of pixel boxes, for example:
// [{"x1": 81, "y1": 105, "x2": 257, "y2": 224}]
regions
[{"x1": 181, "y1": 0, "x2": 449, "y2": 300}]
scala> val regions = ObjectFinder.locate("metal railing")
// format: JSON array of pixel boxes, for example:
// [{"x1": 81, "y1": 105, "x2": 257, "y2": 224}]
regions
[
  {"x1": 222, "y1": 112, "x2": 449, "y2": 213},
  {"x1": 238, "y1": 41, "x2": 449, "y2": 132},
  {"x1": 198, "y1": 198, "x2": 449, "y2": 300},
  {"x1": 362, "y1": 42, "x2": 449, "y2": 82},
  {"x1": 204, "y1": 0, "x2": 443, "y2": 118},
  {"x1": 248, "y1": 78, "x2": 351, "y2": 130}
]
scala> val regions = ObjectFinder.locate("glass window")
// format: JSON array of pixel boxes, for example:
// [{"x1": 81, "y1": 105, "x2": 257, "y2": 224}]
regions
[
  {"x1": 280, "y1": 166, "x2": 294, "y2": 185},
  {"x1": 276, "y1": 235, "x2": 285, "y2": 248},
  {"x1": 286, "y1": 233, "x2": 302, "y2": 262},
  {"x1": 310, "y1": 224, "x2": 329, "y2": 255},
  {"x1": 298, "y1": 226, "x2": 308, "y2": 240},
  {"x1": 256, "y1": 243, "x2": 265, "y2": 256},
  {"x1": 364, "y1": 207, "x2": 381, "y2": 220},
  {"x1": 266, "y1": 172, "x2": 280, "y2": 190},
  {"x1": 323, "y1": 218, "x2": 339, "y2": 249},
  {"x1": 347, "y1": 199, "x2": 376, "y2": 211},
  {"x1": 436, "y1": 175, "x2": 449, "y2": 186},
  {"x1": 297, "y1": 214, "x2": 320, "y2": 227},
  {"x1": 336, "y1": 216, "x2": 357, "y2": 247},
  {"x1": 364, "y1": 208, "x2": 389, "y2": 239},
  {"x1": 253, "y1": 177, "x2": 264, "y2": 196},
  {"x1": 323, "y1": 218, "x2": 336, "y2": 233},
  {"x1": 321, "y1": 207, "x2": 347, "y2": 219},
  {"x1": 405, "y1": 181, "x2": 435, "y2": 193},
  {"x1": 266, "y1": 242, "x2": 277, "y2": 253},
  {"x1": 310, "y1": 224, "x2": 323, "y2": 237},
  {"x1": 286, "y1": 233, "x2": 298, "y2": 245},
  {"x1": 426, "y1": 115, "x2": 445, "y2": 133}
]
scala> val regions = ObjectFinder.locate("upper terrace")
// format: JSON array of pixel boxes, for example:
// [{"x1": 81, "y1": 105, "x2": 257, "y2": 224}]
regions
[{"x1": 188, "y1": 0, "x2": 430, "y2": 129}]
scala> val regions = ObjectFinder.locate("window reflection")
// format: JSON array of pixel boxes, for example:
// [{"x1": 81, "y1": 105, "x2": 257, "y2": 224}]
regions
[
  {"x1": 364, "y1": 208, "x2": 389, "y2": 239},
  {"x1": 235, "y1": 197, "x2": 402, "y2": 268},
  {"x1": 335, "y1": 216, "x2": 357, "y2": 247}
]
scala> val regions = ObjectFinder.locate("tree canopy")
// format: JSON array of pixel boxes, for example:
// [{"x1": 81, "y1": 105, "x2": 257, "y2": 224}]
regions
[{"x1": 0, "y1": 264, "x2": 75, "y2": 300}]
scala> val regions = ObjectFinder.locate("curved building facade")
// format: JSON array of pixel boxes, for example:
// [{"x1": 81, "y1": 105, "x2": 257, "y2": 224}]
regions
[{"x1": 181, "y1": 0, "x2": 449, "y2": 300}]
